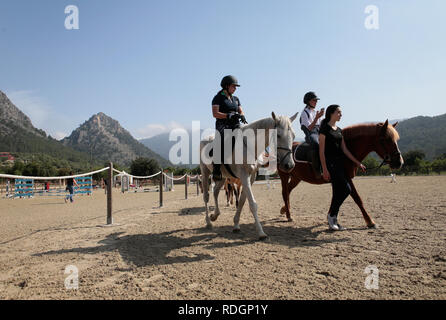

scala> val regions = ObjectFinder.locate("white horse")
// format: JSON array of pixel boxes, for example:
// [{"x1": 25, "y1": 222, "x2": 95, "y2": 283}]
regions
[{"x1": 200, "y1": 112, "x2": 298, "y2": 240}]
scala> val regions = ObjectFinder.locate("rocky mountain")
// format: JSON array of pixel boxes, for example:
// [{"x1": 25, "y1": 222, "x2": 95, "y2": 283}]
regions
[
  {"x1": 0, "y1": 90, "x2": 92, "y2": 165},
  {"x1": 140, "y1": 132, "x2": 180, "y2": 162},
  {"x1": 0, "y1": 90, "x2": 46, "y2": 138},
  {"x1": 140, "y1": 130, "x2": 204, "y2": 168},
  {"x1": 62, "y1": 112, "x2": 171, "y2": 167}
]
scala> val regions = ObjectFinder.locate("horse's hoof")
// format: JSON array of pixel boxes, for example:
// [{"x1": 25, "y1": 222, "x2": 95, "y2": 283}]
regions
[
  {"x1": 258, "y1": 235, "x2": 268, "y2": 241},
  {"x1": 206, "y1": 224, "x2": 213, "y2": 230},
  {"x1": 367, "y1": 223, "x2": 377, "y2": 229},
  {"x1": 287, "y1": 217, "x2": 293, "y2": 222},
  {"x1": 280, "y1": 207, "x2": 286, "y2": 215},
  {"x1": 210, "y1": 214, "x2": 218, "y2": 222},
  {"x1": 233, "y1": 228, "x2": 241, "y2": 233}
]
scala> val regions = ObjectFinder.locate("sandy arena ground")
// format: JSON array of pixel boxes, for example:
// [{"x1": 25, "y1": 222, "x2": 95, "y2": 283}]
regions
[{"x1": 0, "y1": 176, "x2": 445, "y2": 300}]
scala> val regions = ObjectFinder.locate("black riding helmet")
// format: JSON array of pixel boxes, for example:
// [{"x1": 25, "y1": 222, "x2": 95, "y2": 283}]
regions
[
  {"x1": 303, "y1": 91, "x2": 320, "y2": 105},
  {"x1": 221, "y1": 75, "x2": 240, "y2": 89}
]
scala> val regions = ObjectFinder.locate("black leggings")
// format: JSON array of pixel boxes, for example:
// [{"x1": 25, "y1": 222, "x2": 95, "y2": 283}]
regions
[
  {"x1": 214, "y1": 127, "x2": 226, "y2": 165},
  {"x1": 327, "y1": 156, "x2": 351, "y2": 217},
  {"x1": 214, "y1": 124, "x2": 239, "y2": 165}
]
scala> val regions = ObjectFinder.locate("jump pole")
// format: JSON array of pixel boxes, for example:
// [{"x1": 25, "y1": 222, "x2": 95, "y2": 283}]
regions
[{"x1": 107, "y1": 162, "x2": 113, "y2": 225}]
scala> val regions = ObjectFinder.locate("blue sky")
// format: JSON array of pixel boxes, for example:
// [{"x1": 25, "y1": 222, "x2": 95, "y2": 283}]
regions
[{"x1": 1, "y1": 0, "x2": 445, "y2": 141}]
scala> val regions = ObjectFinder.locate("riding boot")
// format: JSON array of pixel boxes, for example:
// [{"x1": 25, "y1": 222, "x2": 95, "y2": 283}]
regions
[
  {"x1": 311, "y1": 149, "x2": 322, "y2": 179},
  {"x1": 212, "y1": 163, "x2": 222, "y2": 181}
]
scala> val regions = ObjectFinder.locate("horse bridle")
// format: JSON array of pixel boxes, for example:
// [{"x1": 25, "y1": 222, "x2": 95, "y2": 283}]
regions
[
  {"x1": 369, "y1": 137, "x2": 402, "y2": 170},
  {"x1": 276, "y1": 146, "x2": 293, "y2": 165},
  {"x1": 270, "y1": 122, "x2": 294, "y2": 165}
]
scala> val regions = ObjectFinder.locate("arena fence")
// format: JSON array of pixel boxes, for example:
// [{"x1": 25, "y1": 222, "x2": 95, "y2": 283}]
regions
[{"x1": 0, "y1": 163, "x2": 201, "y2": 226}]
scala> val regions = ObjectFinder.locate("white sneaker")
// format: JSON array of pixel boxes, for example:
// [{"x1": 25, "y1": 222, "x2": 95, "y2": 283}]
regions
[
  {"x1": 336, "y1": 222, "x2": 346, "y2": 231},
  {"x1": 334, "y1": 216, "x2": 347, "y2": 231},
  {"x1": 327, "y1": 214, "x2": 339, "y2": 231}
]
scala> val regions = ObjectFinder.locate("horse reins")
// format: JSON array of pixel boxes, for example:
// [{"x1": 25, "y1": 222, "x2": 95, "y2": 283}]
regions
[
  {"x1": 366, "y1": 138, "x2": 402, "y2": 171},
  {"x1": 276, "y1": 146, "x2": 293, "y2": 165}
]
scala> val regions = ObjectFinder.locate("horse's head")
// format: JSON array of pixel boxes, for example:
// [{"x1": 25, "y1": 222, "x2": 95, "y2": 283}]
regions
[
  {"x1": 271, "y1": 111, "x2": 298, "y2": 172},
  {"x1": 374, "y1": 120, "x2": 404, "y2": 170}
]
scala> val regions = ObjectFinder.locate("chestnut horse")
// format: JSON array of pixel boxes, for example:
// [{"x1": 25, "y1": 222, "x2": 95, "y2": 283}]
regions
[
  {"x1": 224, "y1": 177, "x2": 242, "y2": 208},
  {"x1": 279, "y1": 120, "x2": 404, "y2": 227}
]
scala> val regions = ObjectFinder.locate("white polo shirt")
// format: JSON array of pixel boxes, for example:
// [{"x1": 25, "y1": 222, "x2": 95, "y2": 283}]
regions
[{"x1": 299, "y1": 106, "x2": 321, "y2": 129}]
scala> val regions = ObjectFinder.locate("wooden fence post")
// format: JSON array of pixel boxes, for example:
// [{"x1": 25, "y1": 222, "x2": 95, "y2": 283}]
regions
[
  {"x1": 107, "y1": 162, "x2": 113, "y2": 225},
  {"x1": 159, "y1": 170, "x2": 163, "y2": 207},
  {"x1": 196, "y1": 176, "x2": 199, "y2": 195},
  {"x1": 185, "y1": 175, "x2": 188, "y2": 200}
]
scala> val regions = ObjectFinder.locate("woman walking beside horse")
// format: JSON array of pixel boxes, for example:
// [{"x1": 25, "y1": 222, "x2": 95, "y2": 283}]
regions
[{"x1": 319, "y1": 105, "x2": 366, "y2": 231}]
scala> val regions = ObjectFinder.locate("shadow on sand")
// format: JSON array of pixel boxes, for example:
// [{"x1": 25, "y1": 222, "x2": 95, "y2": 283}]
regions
[{"x1": 33, "y1": 218, "x2": 350, "y2": 267}]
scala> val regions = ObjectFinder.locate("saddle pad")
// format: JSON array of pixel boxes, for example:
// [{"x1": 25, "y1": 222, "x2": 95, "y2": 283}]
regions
[{"x1": 293, "y1": 142, "x2": 312, "y2": 163}]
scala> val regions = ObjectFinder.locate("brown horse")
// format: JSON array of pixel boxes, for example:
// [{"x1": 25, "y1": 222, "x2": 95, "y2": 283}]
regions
[
  {"x1": 278, "y1": 120, "x2": 404, "y2": 227},
  {"x1": 224, "y1": 177, "x2": 242, "y2": 207}
]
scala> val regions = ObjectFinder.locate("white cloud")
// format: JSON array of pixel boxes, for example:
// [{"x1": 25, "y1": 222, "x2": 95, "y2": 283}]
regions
[
  {"x1": 54, "y1": 132, "x2": 69, "y2": 140},
  {"x1": 134, "y1": 121, "x2": 187, "y2": 139}
]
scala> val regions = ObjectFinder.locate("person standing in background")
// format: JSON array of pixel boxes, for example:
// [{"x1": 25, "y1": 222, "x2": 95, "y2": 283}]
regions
[{"x1": 65, "y1": 173, "x2": 79, "y2": 203}]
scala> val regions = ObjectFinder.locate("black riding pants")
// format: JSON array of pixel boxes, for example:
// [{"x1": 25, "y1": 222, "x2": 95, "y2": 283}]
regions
[
  {"x1": 214, "y1": 123, "x2": 239, "y2": 165},
  {"x1": 327, "y1": 156, "x2": 352, "y2": 217}
]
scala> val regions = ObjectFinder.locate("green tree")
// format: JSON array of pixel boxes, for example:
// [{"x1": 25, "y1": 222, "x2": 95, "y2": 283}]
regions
[
  {"x1": 173, "y1": 167, "x2": 188, "y2": 176},
  {"x1": 431, "y1": 158, "x2": 446, "y2": 175},
  {"x1": 402, "y1": 150, "x2": 426, "y2": 174},
  {"x1": 359, "y1": 156, "x2": 380, "y2": 176},
  {"x1": 9, "y1": 161, "x2": 25, "y2": 176},
  {"x1": 130, "y1": 158, "x2": 160, "y2": 177},
  {"x1": 190, "y1": 166, "x2": 201, "y2": 175}
]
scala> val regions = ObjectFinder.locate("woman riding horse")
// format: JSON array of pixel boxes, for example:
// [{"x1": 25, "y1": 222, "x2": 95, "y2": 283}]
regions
[{"x1": 211, "y1": 75, "x2": 248, "y2": 181}]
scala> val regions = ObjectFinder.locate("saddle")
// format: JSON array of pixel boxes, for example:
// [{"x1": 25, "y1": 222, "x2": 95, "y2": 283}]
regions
[
  {"x1": 209, "y1": 135, "x2": 243, "y2": 179},
  {"x1": 293, "y1": 142, "x2": 313, "y2": 163},
  {"x1": 208, "y1": 136, "x2": 239, "y2": 158}
]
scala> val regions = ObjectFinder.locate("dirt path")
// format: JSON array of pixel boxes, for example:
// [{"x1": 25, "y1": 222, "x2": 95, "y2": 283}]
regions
[{"x1": 0, "y1": 176, "x2": 445, "y2": 299}]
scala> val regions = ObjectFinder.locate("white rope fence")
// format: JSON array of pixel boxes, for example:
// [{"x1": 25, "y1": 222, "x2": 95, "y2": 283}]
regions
[
  {"x1": 1, "y1": 162, "x2": 202, "y2": 226},
  {"x1": 112, "y1": 168, "x2": 162, "y2": 179},
  {"x1": 163, "y1": 172, "x2": 187, "y2": 181},
  {"x1": 0, "y1": 167, "x2": 110, "y2": 180}
]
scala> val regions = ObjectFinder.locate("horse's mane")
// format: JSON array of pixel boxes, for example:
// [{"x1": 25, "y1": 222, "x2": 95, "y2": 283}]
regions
[
  {"x1": 342, "y1": 122, "x2": 400, "y2": 142},
  {"x1": 201, "y1": 115, "x2": 293, "y2": 143},
  {"x1": 243, "y1": 115, "x2": 293, "y2": 132}
]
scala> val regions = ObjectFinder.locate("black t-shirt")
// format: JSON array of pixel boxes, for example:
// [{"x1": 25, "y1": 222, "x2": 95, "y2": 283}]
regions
[
  {"x1": 212, "y1": 90, "x2": 241, "y2": 129},
  {"x1": 67, "y1": 178, "x2": 74, "y2": 187},
  {"x1": 319, "y1": 123, "x2": 344, "y2": 160}
]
